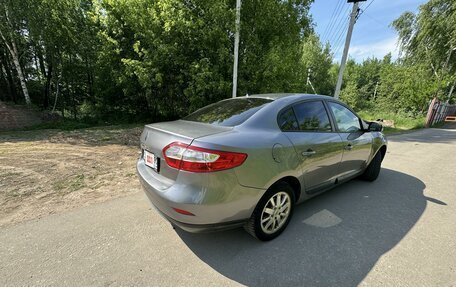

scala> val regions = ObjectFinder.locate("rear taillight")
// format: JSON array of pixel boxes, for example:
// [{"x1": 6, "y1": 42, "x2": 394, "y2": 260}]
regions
[{"x1": 162, "y1": 142, "x2": 247, "y2": 172}]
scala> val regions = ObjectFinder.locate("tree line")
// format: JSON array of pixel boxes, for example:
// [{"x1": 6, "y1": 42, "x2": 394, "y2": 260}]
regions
[{"x1": 0, "y1": 0, "x2": 454, "y2": 123}]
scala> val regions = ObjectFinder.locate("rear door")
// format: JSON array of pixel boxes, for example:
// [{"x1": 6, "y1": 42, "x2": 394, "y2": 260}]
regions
[
  {"x1": 326, "y1": 101, "x2": 372, "y2": 179},
  {"x1": 278, "y1": 100, "x2": 344, "y2": 193}
]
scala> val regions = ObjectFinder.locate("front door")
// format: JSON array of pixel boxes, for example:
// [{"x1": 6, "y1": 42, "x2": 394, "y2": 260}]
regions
[
  {"x1": 278, "y1": 100, "x2": 344, "y2": 192},
  {"x1": 327, "y1": 101, "x2": 373, "y2": 179}
]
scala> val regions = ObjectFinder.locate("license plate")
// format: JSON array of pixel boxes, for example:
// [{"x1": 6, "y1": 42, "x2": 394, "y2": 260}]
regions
[{"x1": 144, "y1": 150, "x2": 160, "y2": 172}]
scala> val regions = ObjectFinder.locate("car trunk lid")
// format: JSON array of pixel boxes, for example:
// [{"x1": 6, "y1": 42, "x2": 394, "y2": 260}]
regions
[{"x1": 140, "y1": 120, "x2": 232, "y2": 183}]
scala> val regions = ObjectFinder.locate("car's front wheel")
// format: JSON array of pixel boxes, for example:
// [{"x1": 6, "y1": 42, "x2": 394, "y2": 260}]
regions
[
  {"x1": 244, "y1": 182, "x2": 295, "y2": 241},
  {"x1": 361, "y1": 150, "x2": 383, "y2": 181}
]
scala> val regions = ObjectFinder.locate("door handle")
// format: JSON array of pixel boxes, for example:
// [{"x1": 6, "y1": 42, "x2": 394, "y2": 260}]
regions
[
  {"x1": 344, "y1": 144, "x2": 353, "y2": 151},
  {"x1": 302, "y1": 149, "x2": 316, "y2": 156}
]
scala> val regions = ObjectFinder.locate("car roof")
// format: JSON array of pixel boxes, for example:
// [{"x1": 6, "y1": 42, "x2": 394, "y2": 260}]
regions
[
  {"x1": 236, "y1": 93, "x2": 334, "y2": 101},
  {"x1": 235, "y1": 92, "x2": 364, "y2": 129}
]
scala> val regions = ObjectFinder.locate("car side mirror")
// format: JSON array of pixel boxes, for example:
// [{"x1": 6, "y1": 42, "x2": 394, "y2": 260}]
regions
[{"x1": 368, "y1": 122, "x2": 383, "y2": 132}]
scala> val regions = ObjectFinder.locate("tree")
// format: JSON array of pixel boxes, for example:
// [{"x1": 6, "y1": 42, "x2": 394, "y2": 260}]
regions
[
  {"x1": 392, "y1": 0, "x2": 455, "y2": 100},
  {"x1": 92, "y1": 0, "x2": 315, "y2": 120},
  {"x1": 5, "y1": 0, "x2": 449, "y2": 123},
  {"x1": 301, "y1": 35, "x2": 333, "y2": 95},
  {"x1": 237, "y1": 0, "x2": 314, "y2": 96},
  {"x1": 0, "y1": 0, "x2": 31, "y2": 105}
]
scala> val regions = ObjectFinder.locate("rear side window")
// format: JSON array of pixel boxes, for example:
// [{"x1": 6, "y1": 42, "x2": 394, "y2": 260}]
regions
[
  {"x1": 278, "y1": 108, "x2": 299, "y2": 131},
  {"x1": 293, "y1": 101, "x2": 332, "y2": 132},
  {"x1": 183, "y1": 98, "x2": 272, "y2": 127}
]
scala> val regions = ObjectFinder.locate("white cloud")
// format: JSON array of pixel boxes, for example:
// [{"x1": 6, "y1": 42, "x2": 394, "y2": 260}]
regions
[{"x1": 334, "y1": 36, "x2": 400, "y2": 62}]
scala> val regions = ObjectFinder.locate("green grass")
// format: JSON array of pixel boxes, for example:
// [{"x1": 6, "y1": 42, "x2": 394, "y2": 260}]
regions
[
  {"x1": 1, "y1": 120, "x2": 145, "y2": 134},
  {"x1": 2, "y1": 108, "x2": 428, "y2": 136},
  {"x1": 9, "y1": 116, "x2": 146, "y2": 132},
  {"x1": 358, "y1": 110, "x2": 426, "y2": 135},
  {"x1": 52, "y1": 174, "x2": 86, "y2": 193},
  {"x1": 25, "y1": 120, "x2": 94, "y2": 131}
]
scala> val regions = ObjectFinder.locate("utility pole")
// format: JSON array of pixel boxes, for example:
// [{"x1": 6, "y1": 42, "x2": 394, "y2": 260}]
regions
[
  {"x1": 373, "y1": 81, "x2": 379, "y2": 100},
  {"x1": 306, "y1": 67, "x2": 317, "y2": 95},
  {"x1": 334, "y1": 0, "x2": 365, "y2": 99},
  {"x1": 232, "y1": 0, "x2": 241, "y2": 98}
]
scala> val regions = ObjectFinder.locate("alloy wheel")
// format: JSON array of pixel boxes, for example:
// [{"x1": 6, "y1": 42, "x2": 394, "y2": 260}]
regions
[{"x1": 260, "y1": 191, "x2": 291, "y2": 234}]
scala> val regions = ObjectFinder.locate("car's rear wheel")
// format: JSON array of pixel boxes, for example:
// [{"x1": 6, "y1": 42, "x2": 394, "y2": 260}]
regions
[
  {"x1": 244, "y1": 182, "x2": 295, "y2": 241},
  {"x1": 361, "y1": 150, "x2": 382, "y2": 181}
]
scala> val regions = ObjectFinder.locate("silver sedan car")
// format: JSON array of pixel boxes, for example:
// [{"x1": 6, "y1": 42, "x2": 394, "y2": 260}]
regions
[{"x1": 137, "y1": 94, "x2": 387, "y2": 241}]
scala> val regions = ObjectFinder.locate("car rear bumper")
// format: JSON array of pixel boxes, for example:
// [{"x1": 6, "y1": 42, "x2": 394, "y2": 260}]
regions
[
  {"x1": 136, "y1": 159, "x2": 265, "y2": 232},
  {"x1": 145, "y1": 196, "x2": 247, "y2": 233}
]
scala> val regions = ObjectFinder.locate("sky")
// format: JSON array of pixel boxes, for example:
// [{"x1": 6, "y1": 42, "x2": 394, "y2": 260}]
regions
[{"x1": 310, "y1": 0, "x2": 428, "y2": 63}]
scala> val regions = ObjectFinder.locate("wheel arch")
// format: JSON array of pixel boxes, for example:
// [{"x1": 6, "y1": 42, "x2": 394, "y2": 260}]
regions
[
  {"x1": 378, "y1": 145, "x2": 387, "y2": 161},
  {"x1": 270, "y1": 176, "x2": 301, "y2": 203}
]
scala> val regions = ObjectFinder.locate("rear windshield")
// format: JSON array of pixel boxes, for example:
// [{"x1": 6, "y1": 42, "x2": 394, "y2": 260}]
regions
[{"x1": 183, "y1": 98, "x2": 272, "y2": 126}]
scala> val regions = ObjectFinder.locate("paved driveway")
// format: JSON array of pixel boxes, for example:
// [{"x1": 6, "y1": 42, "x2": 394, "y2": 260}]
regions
[{"x1": 1, "y1": 126, "x2": 455, "y2": 286}]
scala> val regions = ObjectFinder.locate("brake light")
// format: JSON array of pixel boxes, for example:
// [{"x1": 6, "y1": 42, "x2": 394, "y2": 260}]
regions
[{"x1": 162, "y1": 142, "x2": 247, "y2": 172}]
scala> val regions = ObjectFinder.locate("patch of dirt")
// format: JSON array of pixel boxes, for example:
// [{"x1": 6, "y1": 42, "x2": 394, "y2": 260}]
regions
[{"x1": 0, "y1": 126, "x2": 144, "y2": 227}]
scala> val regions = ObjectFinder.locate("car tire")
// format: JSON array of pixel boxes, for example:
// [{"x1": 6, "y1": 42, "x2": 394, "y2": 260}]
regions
[
  {"x1": 360, "y1": 151, "x2": 382, "y2": 181},
  {"x1": 244, "y1": 182, "x2": 295, "y2": 241}
]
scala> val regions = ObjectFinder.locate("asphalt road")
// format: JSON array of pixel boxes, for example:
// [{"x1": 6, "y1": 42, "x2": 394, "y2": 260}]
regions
[{"x1": 1, "y1": 126, "x2": 455, "y2": 287}]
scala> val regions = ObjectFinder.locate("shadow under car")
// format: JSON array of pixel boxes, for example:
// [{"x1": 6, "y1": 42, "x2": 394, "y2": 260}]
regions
[{"x1": 175, "y1": 168, "x2": 439, "y2": 286}]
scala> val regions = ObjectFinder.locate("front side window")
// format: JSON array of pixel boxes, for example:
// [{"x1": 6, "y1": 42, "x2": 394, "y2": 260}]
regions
[
  {"x1": 292, "y1": 101, "x2": 332, "y2": 132},
  {"x1": 328, "y1": 102, "x2": 361, "y2": 133}
]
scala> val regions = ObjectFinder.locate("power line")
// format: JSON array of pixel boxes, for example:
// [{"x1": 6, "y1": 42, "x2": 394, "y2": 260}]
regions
[
  {"x1": 334, "y1": 1, "x2": 374, "y2": 60},
  {"x1": 325, "y1": 5, "x2": 348, "y2": 43},
  {"x1": 334, "y1": 1, "x2": 364, "y2": 99},
  {"x1": 326, "y1": 5, "x2": 351, "y2": 46},
  {"x1": 321, "y1": 0, "x2": 344, "y2": 43},
  {"x1": 358, "y1": 1, "x2": 367, "y2": 10},
  {"x1": 361, "y1": 11, "x2": 384, "y2": 26},
  {"x1": 332, "y1": 18, "x2": 349, "y2": 49},
  {"x1": 334, "y1": 23, "x2": 349, "y2": 57},
  {"x1": 356, "y1": 0, "x2": 383, "y2": 28},
  {"x1": 360, "y1": 0, "x2": 376, "y2": 15},
  {"x1": 334, "y1": 26, "x2": 349, "y2": 55},
  {"x1": 321, "y1": 0, "x2": 341, "y2": 41},
  {"x1": 328, "y1": 6, "x2": 351, "y2": 53}
]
